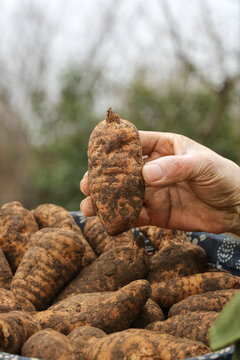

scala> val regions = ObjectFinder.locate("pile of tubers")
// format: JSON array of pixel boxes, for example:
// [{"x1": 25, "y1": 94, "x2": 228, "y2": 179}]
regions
[{"x1": 0, "y1": 110, "x2": 239, "y2": 360}]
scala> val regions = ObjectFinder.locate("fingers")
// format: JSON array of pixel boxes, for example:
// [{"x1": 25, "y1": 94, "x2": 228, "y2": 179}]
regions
[
  {"x1": 80, "y1": 171, "x2": 89, "y2": 196},
  {"x1": 139, "y1": 131, "x2": 176, "y2": 158},
  {"x1": 80, "y1": 172, "x2": 95, "y2": 216},
  {"x1": 139, "y1": 131, "x2": 199, "y2": 160},
  {"x1": 142, "y1": 154, "x2": 196, "y2": 186},
  {"x1": 80, "y1": 196, "x2": 96, "y2": 216}
]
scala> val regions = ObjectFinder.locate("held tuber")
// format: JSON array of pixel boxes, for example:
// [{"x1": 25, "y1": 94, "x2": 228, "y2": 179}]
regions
[{"x1": 88, "y1": 108, "x2": 145, "y2": 235}]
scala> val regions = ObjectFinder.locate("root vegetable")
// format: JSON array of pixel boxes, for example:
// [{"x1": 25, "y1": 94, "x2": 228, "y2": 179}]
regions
[
  {"x1": 33, "y1": 203, "x2": 77, "y2": 229},
  {"x1": 0, "y1": 201, "x2": 39, "y2": 272},
  {"x1": 54, "y1": 243, "x2": 149, "y2": 303},
  {"x1": 87, "y1": 330, "x2": 158, "y2": 360},
  {"x1": 101, "y1": 231, "x2": 135, "y2": 253},
  {"x1": 35, "y1": 279, "x2": 151, "y2": 334},
  {"x1": 168, "y1": 289, "x2": 239, "y2": 317},
  {"x1": 88, "y1": 108, "x2": 145, "y2": 235},
  {"x1": 0, "y1": 199, "x2": 237, "y2": 359},
  {"x1": 146, "y1": 242, "x2": 207, "y2": 284},
  {"x1": 83, "y1": 216, "x2": 135, "y2": 255},
  {"x1": 131, "y1": 299, "x2": 165, "y2": 328},
  {"x1": 126, "y1": 329, "x2": 211, "y2": 359},
  {"x1": 139, "y1": 225, "x2": 189, "y2": 251},
  {"x1": 21, "y1": 328, "x2": 76, "y2": 360},
  {"x1": 68, "y1": 326, "x2": 106, "y2": 360},
  {"x1": 86, "y1": 328, "x2": 210, "y2": 360},
  {"x1": 151, "y1": 271, "x2": 240, "y2": 308},
  {"x1": 0, "y1": 288, "x2": 36, "y2": 313},
  {"x1": 33, "y1": 203, "x2": 96, "y2": 267},
  {"x1": 0, "y1": 311, "x2": 41, "y2": 354},
  {"x1": 150, "y1": 333, "x2": 210, "y2": 359},
  {"x1": 22, "y1": 327, "x2": 107, "y2": 360},
  {"x1": 0, "y1": 248, "x2": 13, "y2": 289},
  {"x1": 68, "y1": 325, "x2": 106, "y2": 343},
  {"x1": 82, "y1": 216, "x2": 108, "y2": 255},
  {"x1": 146, "y1": 311, "x2": 218, "y2": 346},
  {"x1": 11, "y1": 228, "x2": 85, "y2": 310}
]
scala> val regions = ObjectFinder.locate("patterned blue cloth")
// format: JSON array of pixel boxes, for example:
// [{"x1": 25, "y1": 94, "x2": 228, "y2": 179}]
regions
[
  {"x1": 3, "y1": 212, "x2": 238, "y2": 360},
  {"x1": 187, "y1": 232, "x2": 240, "y2": 276},
  {"x1": 0, "y1": 353, "x2": 38, "y2": 359},
  {"x1": 186, "y1": 346, "x2": 234, "y2": 360}
]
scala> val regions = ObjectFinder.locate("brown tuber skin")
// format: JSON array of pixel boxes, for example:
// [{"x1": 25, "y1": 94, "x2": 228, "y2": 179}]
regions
[
  {"x1": 83, "y1": 216, "x2": 110, "y2": 255},
  {"x1": 0, "y1": 200, "x2": 237, "y2": 359},
  {"x1": 33, "y1": 203, "x2": 78, "y2": 229},
  {"x1": 151, "y1": 271, "x2": 240, "y2": 308},
  {"x1": 168, "y1": 288, "x2": 239, "y2": 317},
  {"x1": 126, "y1": 329, "x2": 211, "y2": 359},
  {"x1": 131, "y1": 298, "x2": 165, "y2": 328},
  {"x1": 86, "y1": 328, "x2": 210, "y2": 360},
  {"x1": 146, "y1": 311, "x2": 218, "y2": 346},
  {"x1": 83, "y1": 216, "x2": 135, "y2": 255},
  {"x1": 68, "y1": 326, "x2": 106, "y2": 360},
  {"x1": 11, "y1": 228, "x2": 85, "y2": 310},
  {"x1": 0, "y1": 311, "x2": 41, "y2": 354},
  {"x1": 33, "y1": 203, "x2": 96, "y2": 267},
  {"x1": 0, "y1": 288, "x2": 36, "y2": 313},
  {"x1": 139, "y1": 225, "x2": 189, "y2": 251},
  {"x1": 35, "y1": 280, "x2": 151, "y2": 334},
  {"x1": 88, "y1": 108, "x2": 145, "y2": 235},
  {"x1": 146, "y1": 242, "x2": 208, "y2": 284},
  {"x1": 21, "y1": 328, "x2": 76, "y2": 360},
  {"x1": 0, "y1": 201, "x2": 39, "y2": 272},
  {"x1": 87, "y1": 330, "x2": 158, "y2": 360},
  {"x1": 0, "y1": 248, "x2": 13, "y2": 289},
  {"x1": 22, "y1": 326, "x2": 107, "y2": 360},
  {"x1": 54, "y1": 243, "x2": 149, "y2": 303}
]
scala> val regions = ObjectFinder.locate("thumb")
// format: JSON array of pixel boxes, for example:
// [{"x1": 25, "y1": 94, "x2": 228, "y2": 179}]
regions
[{"x1": 142, "y1": 155, "x2": 195, "y2": 186}]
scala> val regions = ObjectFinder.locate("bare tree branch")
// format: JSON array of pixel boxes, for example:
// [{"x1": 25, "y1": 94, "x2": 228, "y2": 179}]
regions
[
  {"x1": 200, "y1": 0, "x2": 227, "y2": 77},
  {"x1": 198, "y1": 76, "x2": 238, "y2": 139},
  {"x1": 79, "y1": 0, "x2": 124, "y2": 94},
  {"x1": 160, "y1": 0, "x2": 215, "y2": 89}
]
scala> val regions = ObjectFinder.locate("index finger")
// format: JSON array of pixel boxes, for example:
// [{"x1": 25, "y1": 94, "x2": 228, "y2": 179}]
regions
[{"x1": 139, "y1": 131, "x2": 175, "y2": 157}]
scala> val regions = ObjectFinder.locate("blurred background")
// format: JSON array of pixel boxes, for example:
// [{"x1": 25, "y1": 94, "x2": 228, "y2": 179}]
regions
[{"x1": 0, "y1": 0, "x2": 239, "y2": 210}]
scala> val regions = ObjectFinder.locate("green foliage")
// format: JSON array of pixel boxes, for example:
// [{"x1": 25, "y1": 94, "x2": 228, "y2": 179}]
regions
[
  {"x1": 28, "y1": 136, "x2": 87, "y2": 210},
  {"x1": 122, "y1": 71, "x2": 239, "y2": 163},
  {"x1": 28, "y1": 66, "x2": 97, "y2": 210},
  {"x1": 210, "y1": 290, "x2": 240, "y2": 359}
]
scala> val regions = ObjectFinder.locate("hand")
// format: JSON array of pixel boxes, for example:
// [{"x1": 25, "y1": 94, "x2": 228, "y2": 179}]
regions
[{"x1": 80, "y1": 131, "x2": 240, "y2": 236}]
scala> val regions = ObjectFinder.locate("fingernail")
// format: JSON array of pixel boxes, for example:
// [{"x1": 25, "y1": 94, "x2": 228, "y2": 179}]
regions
[{"x1": 143, "y1": 163, "x2": 163, "y2": 183}]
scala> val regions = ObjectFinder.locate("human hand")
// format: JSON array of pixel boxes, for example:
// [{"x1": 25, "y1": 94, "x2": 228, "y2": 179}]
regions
[{"x1": 80, "y1": 131, "x2": 240, "y2": 236}]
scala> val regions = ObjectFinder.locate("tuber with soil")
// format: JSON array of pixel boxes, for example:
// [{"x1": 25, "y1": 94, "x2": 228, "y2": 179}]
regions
[{"x1": 88, "y1": 108, "x2": 145, "y2": 235}]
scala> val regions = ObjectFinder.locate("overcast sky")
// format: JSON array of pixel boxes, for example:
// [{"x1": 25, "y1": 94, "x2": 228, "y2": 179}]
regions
[
  {"x1": 0, "y1": 0, "x2": 239, "y2": 114},
  {"x1": 1, "y1": 1, "x2": 239, "y2": 67}
]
